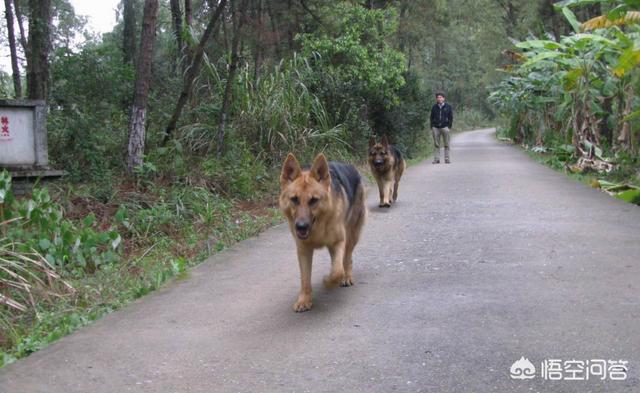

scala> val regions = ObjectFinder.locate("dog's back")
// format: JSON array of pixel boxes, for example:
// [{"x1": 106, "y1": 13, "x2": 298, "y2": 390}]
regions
[
  {"x1": 390, "y1": 145, "x2": 403, "y2": 171},
  {"x1": 329, "y1": 162, "x2": 361, "y2": 210},
  {"x1": 329, "y1": 161, "x2": 366, "y2": 242}
]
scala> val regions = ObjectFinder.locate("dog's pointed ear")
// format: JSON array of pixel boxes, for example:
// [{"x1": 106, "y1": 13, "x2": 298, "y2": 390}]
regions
[
  {"x1": 369, "y1": 136, "x2": 376, "y2": 148},
  {"x1": 310, "y1": 153, "x2": 331, "y2": 188},
  {"x1": 381, "y1": 135, "x2": 389, "y2": 147},
  {"x1": 280, "y1": 153, "x2": 302, "y2": 189}
]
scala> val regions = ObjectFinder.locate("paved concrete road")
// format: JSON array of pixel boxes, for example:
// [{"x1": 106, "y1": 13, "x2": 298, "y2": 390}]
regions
[{"x1": 1, "y1": 129, "x2": 639, "y2": 393}]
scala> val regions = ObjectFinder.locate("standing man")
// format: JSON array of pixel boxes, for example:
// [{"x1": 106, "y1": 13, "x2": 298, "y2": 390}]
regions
[{"x1": 430, "y1": 92, "x2": 453, "y2": 164}]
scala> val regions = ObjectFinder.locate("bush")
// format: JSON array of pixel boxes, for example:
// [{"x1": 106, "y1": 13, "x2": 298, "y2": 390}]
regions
[
  {"x1": 48, "y1": 41, "x2": 134, "y2": 182},
  {"x1": 0, "y1": 171, "x2": 121, "y2": 274},
  {"x1": 297, "y1": 2, "x2": 409, "y2": 153}
]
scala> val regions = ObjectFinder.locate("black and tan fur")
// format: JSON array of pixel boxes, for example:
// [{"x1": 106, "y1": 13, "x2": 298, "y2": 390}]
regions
[
  {"x1": 279, "y1": 153, "x2": 367, "y2": 312},
  {"x1": 368, "y1": 135, "x2": 406, "y2": 207}
]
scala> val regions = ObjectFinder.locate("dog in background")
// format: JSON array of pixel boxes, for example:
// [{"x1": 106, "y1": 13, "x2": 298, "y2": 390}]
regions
[
  {"x1": 368, "y1": 135, "x2": 406, "y2": 207},
  {"x1": 279, "y1": 153, "x2": 367, "y2": 312}
]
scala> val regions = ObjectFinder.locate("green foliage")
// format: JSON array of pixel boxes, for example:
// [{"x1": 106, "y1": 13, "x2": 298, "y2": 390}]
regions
[
  {"x1": 201, "y1": 144, "x2": 270, "y2": 200},
  {"x1": 297, "y1": 2, "x2": 409, "y2": 150},
  {"x1": 48, "y1": 40, "x2": 134, "y2": 181},
  {"x1": 299, "y1": 3, "x2": 406, "y2": 107},
  {"x1": 0, "y1": 172, "x2": 121, "y2": 274},
  {"x1": 226, "y1": 56, "x2": 350, "y2": 163},
  {"x1": 490, "y1": 9, "x2": 640, "y2": 153},
  {"x1": 368, "y1": 70, "x2": 430, "y2": 158},
  {"x1": 616, "y1": 188, "x2": 640, "y2": 203}
]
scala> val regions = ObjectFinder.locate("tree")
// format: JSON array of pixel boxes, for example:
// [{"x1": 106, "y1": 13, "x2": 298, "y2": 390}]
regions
[
  {"x1": 162, "y1": 0, "x2": 228, "y2": 145},
  {"x1": 27, "y1": 0, "x2": 53, "y2": 100},
  {"x1": 169, "y1": 0, "x2": 184, "y2": 71},
  {"x1": 4, "y1": 0, "x2": 22, "y2": 97},
  {"x1": 13, "y1": 0, "x2": 28, "y2": 59},
  {"x1": 537, "y1": 0, "x2": 569, "y2": 39},
  {"x1": 126, "y1": 0, "x2": 159, "y2": 172},
  {"x1": 217, "y1": 0, "x2": 248, "y2": 155},
  {"x1": 122, "y1": 0, "x2": 136, "y2": 64},
  {"x1": 494, "y1": 0, "x2": 525, "y2": 39}
]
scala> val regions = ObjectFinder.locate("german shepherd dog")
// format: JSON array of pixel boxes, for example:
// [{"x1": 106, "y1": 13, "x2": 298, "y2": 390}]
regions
[
  {"x1": 279, "y1": 153, "x2": 367, "y2": 312},
  {"x1": 368, "y1": 135, "x2": 406, "y2": 207}
]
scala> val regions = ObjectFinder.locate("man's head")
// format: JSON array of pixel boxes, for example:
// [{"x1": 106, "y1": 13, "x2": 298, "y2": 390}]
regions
[{"x1": 436, "y1": 93, "x2": 445, "y2": 105}]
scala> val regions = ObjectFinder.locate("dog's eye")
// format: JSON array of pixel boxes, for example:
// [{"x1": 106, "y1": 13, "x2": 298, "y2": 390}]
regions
[
  {"x1": 309, "y1": 197, "x2": 319, "y2": 206},
  {"x1": 290, "y1": 196, "x2": 300, "y2": 205}
]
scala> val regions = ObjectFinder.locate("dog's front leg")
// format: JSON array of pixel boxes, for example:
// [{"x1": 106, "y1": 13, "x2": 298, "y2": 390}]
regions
[
  {"x1": 294, "y1": 245, "x2": 313, "y2": 312},
  {"x1": 376, "y1": 179, "x2": 385, "y2": 207},
  {"x1": 324, "y1": 241, "x2": 346, "y2": 288},
  {"x1": 386, "y1": 181, "x2": 394, "y2": 205}
]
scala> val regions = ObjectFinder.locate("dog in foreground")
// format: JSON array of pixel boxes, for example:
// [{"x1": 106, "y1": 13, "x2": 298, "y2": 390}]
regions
[
  {"x1": 368, "y1": 135, "x2": 406, "y2": 207},
  {"x1": 279, "y1": 153, "x2": 366, "y2": 312}
]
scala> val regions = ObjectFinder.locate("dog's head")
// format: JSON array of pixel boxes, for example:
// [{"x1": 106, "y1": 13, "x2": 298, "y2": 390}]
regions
[
  {"x1": 279, "y1": 153, "x2": 331, "y2": 240},
  {"x1": 369, "y1": 135, "x2": 391, "y2": 169}
]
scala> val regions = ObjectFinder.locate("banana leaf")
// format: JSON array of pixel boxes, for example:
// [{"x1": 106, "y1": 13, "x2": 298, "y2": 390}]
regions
[
  {"x1": 516, "y1": 40, "x2": 565, "y2": 50},
  {"x1": 616, "y1": 189, "x2": 640, "y2": 204},
  {"x1": 598, "y1": 179, "x2": 640, "y2": 192},
  {"x1": 563, "y1": 6, "x2": 582, "y2": 33},
  {"x1": 613, "y1": 47, "x2": 640, "y2": 77}
]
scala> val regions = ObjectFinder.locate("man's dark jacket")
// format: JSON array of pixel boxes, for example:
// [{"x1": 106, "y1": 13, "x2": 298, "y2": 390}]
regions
[{"x1": 430, "y1": 103, "x2": 453, "y2": 129}]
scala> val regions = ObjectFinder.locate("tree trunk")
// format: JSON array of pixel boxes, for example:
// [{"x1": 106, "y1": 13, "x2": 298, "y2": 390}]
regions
[
  {"x1": 265, "y1": 0, "x2": 282, "y2": 60},
  {"x1": 618, "y1": 84, "x2": 634, "y2": 151},
  {"x1": 169, "y1": 0, "x2": 184, "y2": 73},
  {"x1": 217, "y1": 0, "x2": 247, "y2": 156},
  {"x1": 122, "y1": 0, "x2": 136, "y2": 64},
  {"x1": 538, "y1": 0, "x2": 569, "y2": 39},
  {"x1": 185, "y1": 0, "x2": 192, "y2": 27},
  {"x1": 26, "y1": 0, "x2": 52, "y2": 100},
  {"x1": 398, "y1": 0, "x2": 409, "y2": 53},
  {"x1": 252, "y1": 0, "x2": 264, "y2": 88},
  {"x1": 162, "y1": 0, "x2": 228, "y2": 145},
  {"x1": 4, "y1": 0, "x2": 22, "y2": 98},
  {"x1": 286, "y1": 0, "x2": 295, "y2": 52},
  {"x1": 127, "y1": 0, "x2": 159, "y2": 173},
  {"x1": 13, "y1": 0, "x2": 28, "y2": 57},
  {"x1": 600, "y1": 96, "x2": 613, "y2": 146}
]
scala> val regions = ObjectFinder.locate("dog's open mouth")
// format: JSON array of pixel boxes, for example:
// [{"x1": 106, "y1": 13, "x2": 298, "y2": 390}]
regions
[{"x1": 296, "y1": 228, "x2": 311, "y2": 239}]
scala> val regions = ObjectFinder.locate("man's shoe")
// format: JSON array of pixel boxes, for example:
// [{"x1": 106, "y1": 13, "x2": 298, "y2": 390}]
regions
[
  {"x1": 433, "y1": 159, "x2": 440, "y2": 164},
  {"x1": 445, "y1": 159, "x2": 450, "y2": 164}
]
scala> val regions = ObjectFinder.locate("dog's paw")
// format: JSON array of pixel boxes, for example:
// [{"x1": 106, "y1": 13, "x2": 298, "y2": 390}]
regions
[
  {"x1": 323, "y1": 273, "x2": 342, "y2": 289},
  {"x1": 293, "y1": 296, "x2": 312, "y2": 312},
  {"x1": 340, "y1": 275, "x2": 354, "y2": 287}
]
